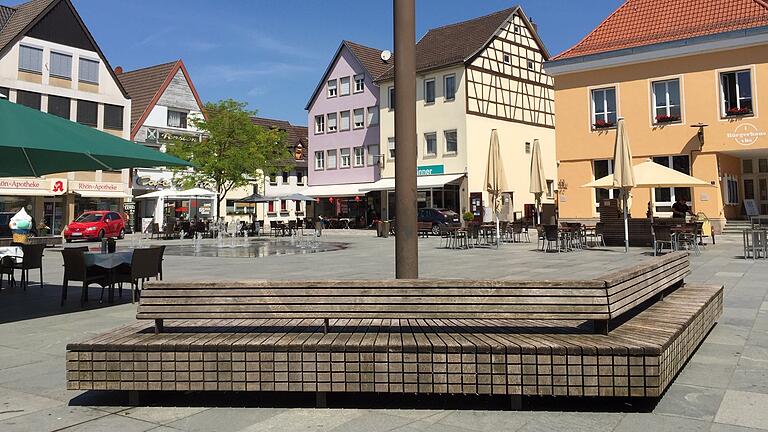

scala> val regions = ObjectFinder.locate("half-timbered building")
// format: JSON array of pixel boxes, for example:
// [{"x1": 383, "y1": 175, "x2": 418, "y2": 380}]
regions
[{"x1": 374, "y1": 7, "x2": 556, "y2": 221}]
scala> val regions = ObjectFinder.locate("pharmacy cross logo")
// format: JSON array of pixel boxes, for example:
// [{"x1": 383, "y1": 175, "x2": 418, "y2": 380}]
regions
[
  {"x1": 728, "y1": 123, "x2": 767, "y2": 146},
  {"x1": 52, "y1": 181, "x2": 64, "y2": 192}
]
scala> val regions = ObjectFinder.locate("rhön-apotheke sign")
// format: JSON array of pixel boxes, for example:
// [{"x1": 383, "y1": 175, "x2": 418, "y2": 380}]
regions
[{"x1": 417, "y1": 165, "x2": 445, "y2": 176}]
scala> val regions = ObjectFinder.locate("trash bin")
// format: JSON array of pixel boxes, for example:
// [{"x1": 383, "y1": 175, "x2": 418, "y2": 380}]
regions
[{"x1": 381, "y1": 221, "x2": 390, "y2": 238}]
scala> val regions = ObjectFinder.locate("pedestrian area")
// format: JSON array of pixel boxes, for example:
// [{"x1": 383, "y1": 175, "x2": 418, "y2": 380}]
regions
[{"x1": 0, "y1": 233, "x2": 766, "y2": 431}]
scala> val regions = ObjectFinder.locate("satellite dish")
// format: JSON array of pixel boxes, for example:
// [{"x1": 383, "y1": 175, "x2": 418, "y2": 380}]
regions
[{"x1": 380, "y1": 50, "x2": 392, "y2": 62}]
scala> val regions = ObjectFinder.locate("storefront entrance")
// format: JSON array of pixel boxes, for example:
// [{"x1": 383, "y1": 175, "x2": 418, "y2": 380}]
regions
[{"x1": 742, "y1": 158, "x2": 768, "y2": 215}]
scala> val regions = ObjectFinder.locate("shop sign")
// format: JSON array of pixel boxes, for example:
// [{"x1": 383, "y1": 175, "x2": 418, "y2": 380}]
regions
[
  {"x1": 0, "y1": 178, "x2": 67, "y2": 195},
  {"x1": 159, "y1": 131, "x2": 201, "y2": 143},
  {"x1": 71, "y1": 181, "x2": 122, "y2": 193},
  {"x1": 417, "y1": 164, "x2": 445, "y2": 176},
  {"x1": 728, "y1": 123, "x2": 767, "y2": 146},
  {"x1": 133, "y1": 175, "x2": 173, "y2": 190}
]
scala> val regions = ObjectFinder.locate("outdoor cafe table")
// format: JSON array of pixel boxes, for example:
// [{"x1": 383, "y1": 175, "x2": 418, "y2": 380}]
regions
[
  {"x1": 0, "y1": 246, "x2": 22, "y2": 287},
  {"x1": 84, "y1": 250, "x2": 133, "y2": 303}
]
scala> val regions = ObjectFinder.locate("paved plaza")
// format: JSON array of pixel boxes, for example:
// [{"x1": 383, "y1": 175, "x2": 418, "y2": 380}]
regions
[{"x1": 0, "y1": 232, "x2": 767, "y2": 431}]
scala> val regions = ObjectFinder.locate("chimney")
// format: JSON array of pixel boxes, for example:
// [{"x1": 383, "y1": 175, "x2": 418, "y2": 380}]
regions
[{"x1": 114, "y1": 66, "x2": 123, "y2": 75}]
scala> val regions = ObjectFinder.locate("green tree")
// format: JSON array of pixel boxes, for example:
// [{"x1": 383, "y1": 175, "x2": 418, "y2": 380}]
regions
[{"x1": 167, "y1": 99, "x2": 293, "y2": 209}]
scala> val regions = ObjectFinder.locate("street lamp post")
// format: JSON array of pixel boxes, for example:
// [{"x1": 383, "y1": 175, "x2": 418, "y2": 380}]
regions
[{"x1": 393, "y1": 0, "x2": 418, "y2": 279}]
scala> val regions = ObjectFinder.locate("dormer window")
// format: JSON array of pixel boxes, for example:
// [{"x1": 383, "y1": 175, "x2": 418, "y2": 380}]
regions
[{"x1": 18, "y1": 45, "x2": 42, "y2": 73}]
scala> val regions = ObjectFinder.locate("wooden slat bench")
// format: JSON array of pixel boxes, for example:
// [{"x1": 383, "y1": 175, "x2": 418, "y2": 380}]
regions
[{"x1": 138, "y1": 251, "x2": 690, "y2": 335}]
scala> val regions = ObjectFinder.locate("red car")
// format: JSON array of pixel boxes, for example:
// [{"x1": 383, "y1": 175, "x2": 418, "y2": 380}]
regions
[{"x1": 63, "y1": 211, "x2": 126, "y2": 242}]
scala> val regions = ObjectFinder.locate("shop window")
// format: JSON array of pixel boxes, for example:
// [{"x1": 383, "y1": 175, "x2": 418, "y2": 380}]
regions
[
  {"x1": 167, "y1": 110, "x2": 187, "y2": 129},
  {"x1": 720, "y1": 70, "x2": 752, "y2": 116},
  {"x1": 47, "y1": 95, "x2": 71, "y2": 119},
  {"x1": 76, "y1": 100, "x2": 97, "y2": 126},
  {"x1": 327, "y1": 79, "x2": 337, "y2": 97},
  {"x1": 104, "y1": 104, "x2": 123, "y2": 130},
  {"x1": 652, "y1": 79, "x2": 681, "y2": 123},
  {"x1": 653, "y1": 155, "x2": 691, "y2": 212},
  {"x1": 354, "y1": 74, "x2": 365, "y2": 93},
  {"x1": 743, "y1": 159, "x2": 753, "y2": 174},
  {"x1": 424, "y1": 79, "x2": 436, "y2": 104},
  {"x1": 593, "y1": 159, "x2": 616, "y2": 208},
  {"x1": 78, "y1": 58, "x2": 99, "y2": 84},
  {"x1": 339, "y1": 76, "x2": 350, "y2": 96},
  {"x1": 444, "y1": 74, "x2": 456, "y2": 101},
  {"x1": 18, "y1": 45, "x2": 42, "y2": 73},
  {"x1": 50, "y1": 51, "x2": 72, "y2": 79},
  {"x1": 16, "y1": 90, "x2": 41, "y2": 110}
]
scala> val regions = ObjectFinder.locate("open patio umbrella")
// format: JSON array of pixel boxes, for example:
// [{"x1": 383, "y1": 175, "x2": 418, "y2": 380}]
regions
[
  {"x1": 0, "y1": 98, "x2": 192, "y2": 177},
  {"x1": 529, "y1": 139, "x2": 547, "y2": 226},
  {"x1": 484, "y1": 129, "x2": 506, "y2": 247},
  {"x1": 611, "y1": 119, "x2": 635, "y2": 252},
  {"x1": 583, "y1": 160, "x2": 714, "y2": 189}
]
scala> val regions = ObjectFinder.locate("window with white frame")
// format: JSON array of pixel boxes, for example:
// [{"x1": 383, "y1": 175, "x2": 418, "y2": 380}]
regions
[
  {"x1": 353, "y1": 108, "x2": 364, "y2": 129},
  {"x1": 444, "y1": 74, "x2": 456, "y2": 101},
  {"x1": 593, "y1": 159, "x2": 616, "y2": 208},
  {"x1": 314, "y1": 151, "x2": 324, "y2": 170},
  {"x1": 387, "y1": 137, "x2": 395, "y2": 159},
  {"x1": 339, "y1": 110, "x2": 350, "y2": 131},
  {"x1": 167, "y1": 110, "x2": 187, "y2": 129},
  {"x1": 388, "y1": 87, "x2": 395, "y2": 109},
  {"x1": 18, "y1": 45, "x2": 42, "y2": 73},
  {"x1": 327, "y1": 149, "x2": 338, "y2": 169},
  {"x1": 78, "y1": 58, "x2": 99, "y2": 84},
  {"x1": 314, "y1": 115, "x2": 325, "y2": 134},
  {"x1": 653, "y1": 155, "x2": 691, "y2": 213},
  {"x1": 444, "y1": 130, "x2": 457, "y2": 154},
  {"x1": 327, "y1": 79, "x2": 337, "y2": 97},
  {"x1": 368, "y1": 144, "x2": 379, "y2": 166},
  {"x1": 424, "y1": 79, "x2": 436, "y2": 104},
  {"x1": 354, "y1": 74, "x2": 365, "y2": 93},
  {"x1": 50, "y1": 52, "x2": 72, "y2": 79},
  {"x1": 652, "y1": 79, "x2": 681, "y2": 123},
  {"x1": 546, "y1": 180, "x2": 555, "y2": 199},
  {"x1": 367, "y1": 106, "x2": 379, "y2": 126},
  {"x1": 327, "y1": 113, "x2": 337, "y2": 132},
  {"x1": 354, "y1": 147, "x2": 365, "y2": 166},
  {"x1": 340, "y1": 148, "x2": 351, "y2": 168},
  {"x1": 424, "y1": 132, "x2": 437, "y2": 156},
  {"x1": 591, "y1": 87, "x2": 617, "y2": 128},
  {"x1": 339, "y1": 76, "x2": 351, "y2": 96},
  {"x1": 720, "y1": 70, "x2": 752, "y2": 116}
]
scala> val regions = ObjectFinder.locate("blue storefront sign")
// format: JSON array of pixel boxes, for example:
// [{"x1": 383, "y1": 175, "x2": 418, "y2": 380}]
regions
[{"x1": 417, "y1": 164, "x2": 445, "y2": 176}]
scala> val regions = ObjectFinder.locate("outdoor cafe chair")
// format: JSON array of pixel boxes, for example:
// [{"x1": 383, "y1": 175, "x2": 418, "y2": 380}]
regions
[
  {"x1": 536, "y1": 225, "x2": 546, "y2": 251},
  {"x1": 1, "y1": 256, "x2": 16, "y2": 289},
  {"x1": 288, "y1": 220, "x2": 297, "y2": 236},
  {"x1": 438, "y1": 224, "x2": 452, "y2": 248},
  {"x1": 13, "y1": 243, "x2": 45, "y2": 289},
  {"x1": 675, "y1": 224, "x2": 701, "y2": 256},
  {"x1": 743, "y1": 229, "x2": 767, "y2": 260},
  {"x1": 592, "y1": 223, "x2": 606, "y2": 248},
  {"x1": 543, "y1": 225, "x2": 565, "y2": 253},
  {"x1": 652, "y1": 224, "x2": 675, "y2": 256},
  {"x1": 114, "y1": 247, "x2": 163, "y2": 303},
  {"x1": 60, "y1": 248, "x2": 109, "y2": 306}
]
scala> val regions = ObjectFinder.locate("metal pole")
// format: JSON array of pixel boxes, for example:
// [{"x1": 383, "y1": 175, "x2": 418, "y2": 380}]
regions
[{"x1": 394, "y1": 0, "x2": 418, "y2": 279}]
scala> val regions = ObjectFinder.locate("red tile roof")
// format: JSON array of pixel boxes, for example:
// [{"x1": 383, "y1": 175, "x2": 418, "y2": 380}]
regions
[
  {"x1": 117, "y1": 61, "x2": 179, "y2": 130},
  {"x1": 251, "y1": 117, "x2": 308, "y2": 165},
  {"x1": 553, "y1": 0, "x2": 768, "y2": 60}
]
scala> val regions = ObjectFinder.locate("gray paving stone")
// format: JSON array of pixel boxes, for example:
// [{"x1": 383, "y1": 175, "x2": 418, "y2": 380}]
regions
[
  {"x1": 164, "y1": 407, "x2": 284, "y2": 432},
  {"x1": 517, "y1": 412, "x2": 623, "y2": 432},
  {"x1": 119, "y1": 407, "x2": 208, "y2": 426},
  {"x1": 655, "y1": 384, "x2": 726, "y2": 421},
  {"x1": 614, "y1": 414, "x2": 710, "y2": 432},
  {"x1": 55, "y1": 413, "x2": 159, "y2": 432},
  {"x1": 676, "y1": 362, "x2": 736, "y2": 389},
  {"x1": 0, "y1": 387, "x2": 62, "y2": 421},
  {"x1": 729, "y1": 368, "x2": 768, "y2": 395},
  {"x1": 710, "y1": 423, "x2": 766, "y2": 432},
  {"x1": 714, "y1": 390, "x2": 768, "y2": 430},
  {"x1": 436, "y1": 410, "x2": 533, "y2": 432}
]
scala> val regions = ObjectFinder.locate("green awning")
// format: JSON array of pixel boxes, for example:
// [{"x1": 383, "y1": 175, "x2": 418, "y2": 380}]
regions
[{"x1": 0, "y1": 98, "x2": 193, "y2": 177}]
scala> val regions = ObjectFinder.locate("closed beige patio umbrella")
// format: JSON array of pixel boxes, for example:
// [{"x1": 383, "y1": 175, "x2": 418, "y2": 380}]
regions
[
  {"x1": 529, "y1": 139, "x2": 546, "y2": 225},
  {"x1": 612, "y1": 118, "x2": 636, "y2": 253},
  {"x1": 484, "y1": 129, "x2": 506, "y2": 247}
]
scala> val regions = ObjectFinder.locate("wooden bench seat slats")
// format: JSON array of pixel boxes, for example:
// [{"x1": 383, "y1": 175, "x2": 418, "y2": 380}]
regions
[{"x1": 137, "y1": 252, "x2": 691, "y2": 336}]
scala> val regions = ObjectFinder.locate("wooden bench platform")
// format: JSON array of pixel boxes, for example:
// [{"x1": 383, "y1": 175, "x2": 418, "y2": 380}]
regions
[{"x1": 66, "y1": 283, "x2": 722, "y2": 398}]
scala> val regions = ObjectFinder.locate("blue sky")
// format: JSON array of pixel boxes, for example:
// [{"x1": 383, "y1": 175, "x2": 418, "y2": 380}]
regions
[{"x1": 72, "y1": 0, "x2": 623, "y2": 126}]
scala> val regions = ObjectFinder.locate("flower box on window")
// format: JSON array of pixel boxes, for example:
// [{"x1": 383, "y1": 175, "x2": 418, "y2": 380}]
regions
[
  {"x1": 725, "y1": 107, "x2": 752, "y2": 117},
  {"x1": 655, "y1": 114, "x2": 680, "y2": 124},
  {"x1": 593, "y1": 119, "x2": 615, "y2": 129}
]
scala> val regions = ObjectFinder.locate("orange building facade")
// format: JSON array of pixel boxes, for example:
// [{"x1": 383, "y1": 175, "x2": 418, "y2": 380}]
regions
[{"x1": 545, "y1": 0, "x2": 768, "y2": 232}]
